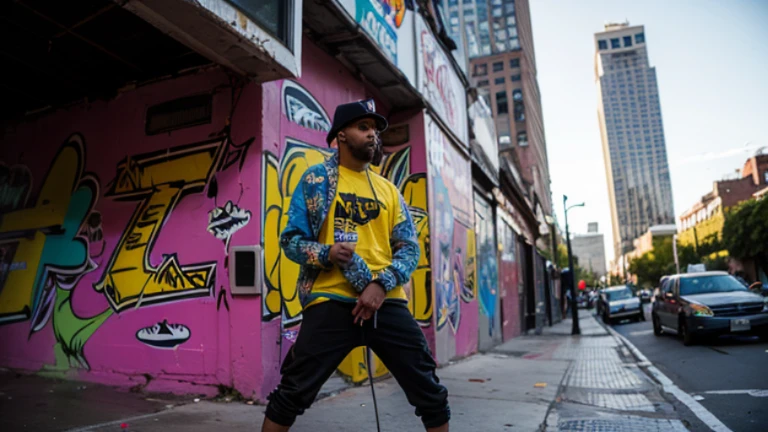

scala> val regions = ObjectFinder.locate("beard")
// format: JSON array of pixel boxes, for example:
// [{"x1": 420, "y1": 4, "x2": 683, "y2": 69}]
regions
[{"x1": 348, "y1": 142, "x2": 375, "y2": 163}]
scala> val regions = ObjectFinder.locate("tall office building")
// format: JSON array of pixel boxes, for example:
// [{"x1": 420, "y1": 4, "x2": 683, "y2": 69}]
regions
[
  {"x1": 571, "y1": 223, "x2": 607, "y2": 278},
  {"x1": 595, "y1": 23, "x2": 674, "y2": 260},
  {"x1": 444, "y1": 0, "x2": 552, "y2": 216}
]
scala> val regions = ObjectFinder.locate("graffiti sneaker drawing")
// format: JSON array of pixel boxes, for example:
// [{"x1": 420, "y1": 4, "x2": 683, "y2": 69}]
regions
[
  {"x1": 136, "y1": 320, "x2": 191, "y2": 349},
  {"x1": 207, "y1": 200, "x2": 252, "y2": 251}
]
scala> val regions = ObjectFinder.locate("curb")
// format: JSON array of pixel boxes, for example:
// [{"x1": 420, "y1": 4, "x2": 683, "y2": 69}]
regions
[{"x1": 602, "y1": 319, "x2": 733, "y2": 432}]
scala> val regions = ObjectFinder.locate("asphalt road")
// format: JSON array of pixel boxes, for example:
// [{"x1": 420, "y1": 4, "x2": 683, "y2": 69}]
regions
[{"x1": 610, "y1": 303, "x2": 768, "y2": 432}]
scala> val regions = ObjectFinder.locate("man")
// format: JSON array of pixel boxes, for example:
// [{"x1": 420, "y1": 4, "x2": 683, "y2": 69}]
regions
[{"x1": 262, "y1": 99, "x2": 450, "y2": 432}]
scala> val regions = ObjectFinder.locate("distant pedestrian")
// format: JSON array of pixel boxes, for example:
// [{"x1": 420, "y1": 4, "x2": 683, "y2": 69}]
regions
[{"x1": 261, "y1": 99, "x2": 450, "y2": 432}]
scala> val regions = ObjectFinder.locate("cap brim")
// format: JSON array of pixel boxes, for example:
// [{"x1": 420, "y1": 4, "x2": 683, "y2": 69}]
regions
[{"x1": 326, "y1": 113, "x2": 388, "y2": 145}]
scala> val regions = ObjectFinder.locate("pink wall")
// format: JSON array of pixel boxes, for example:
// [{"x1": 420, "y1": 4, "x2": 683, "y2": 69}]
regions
[
  {"x1": 0, "y1": 68, "x2": 263, "y2": 398},
  {"x1": 0, "y1": 34, "x2": 480, "y2": 401}
]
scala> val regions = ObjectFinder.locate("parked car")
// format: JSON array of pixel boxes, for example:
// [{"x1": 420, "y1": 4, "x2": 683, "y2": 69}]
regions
[
  {"x1": 651, "y1": 271, "x2": 768, "y2": 346},
  {"x1": 599, "y1": 285, "x2": 645, "y2": 324},
  {"x1": 637, "y1": 289, "x2": 652, "y2": 303}
]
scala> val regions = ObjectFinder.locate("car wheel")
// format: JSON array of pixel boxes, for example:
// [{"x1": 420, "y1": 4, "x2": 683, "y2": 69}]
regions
[
  {"x1": 680, "y1": 317, "x2": 696, "y2": 346},
  {"x1": 652, "y1": 313, "x2": 662, "y2": 336}
]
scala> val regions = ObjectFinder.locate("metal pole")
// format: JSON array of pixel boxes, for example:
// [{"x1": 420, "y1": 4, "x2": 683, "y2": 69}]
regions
[
  {"x1": 673, "y1": 234, "x2": 680, "y2": 274},
  {"x1": 564, "y1": 195, "x2": 581, "y2": 335}
]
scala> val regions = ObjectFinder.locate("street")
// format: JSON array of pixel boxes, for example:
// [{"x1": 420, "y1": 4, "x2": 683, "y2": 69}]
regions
[{"x1": 611, "y1": 304, "x2": 768, "y2": 432}]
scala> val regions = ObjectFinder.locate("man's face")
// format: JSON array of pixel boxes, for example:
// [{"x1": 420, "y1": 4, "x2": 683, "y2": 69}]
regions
[{"x1": 339, "y1": 118, "x2": 379, "y2": 163}]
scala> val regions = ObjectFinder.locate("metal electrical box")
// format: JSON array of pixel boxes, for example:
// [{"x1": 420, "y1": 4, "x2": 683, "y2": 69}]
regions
[{"x1": 228, "y1": 245, "x2": 263, "y2": 295}]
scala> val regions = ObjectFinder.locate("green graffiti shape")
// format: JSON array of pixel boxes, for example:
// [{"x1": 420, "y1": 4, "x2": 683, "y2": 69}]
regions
[{"x1": 49, "y1": 286, "x2": 113, "y2": 371}]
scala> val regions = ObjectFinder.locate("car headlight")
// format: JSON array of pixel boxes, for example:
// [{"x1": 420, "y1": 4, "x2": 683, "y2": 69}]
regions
[{"x1": 690, "y1": 303, "x2": 713, "y2": 317}]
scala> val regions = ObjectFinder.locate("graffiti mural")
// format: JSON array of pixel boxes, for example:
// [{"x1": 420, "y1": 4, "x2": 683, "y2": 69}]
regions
[
  {"x1": 0, "y1": 134, "x2": 116, "y2": 369},
  {"x1": 427, "y1": 117, "x2": 475, "y2": 335},
  {"x1": 355, "y1": 0, "x2": 406, "y2": 65},
  {"x1": 208, "y1": 200, "x2": 253, "y2": 252},
  {"x1": 282, "y1": 81, "x2": 332, "y2": 132},
  {"x1": 416, "y1": 17, "x2": 468, "y2": 144},
  {"x1": 136, "y1": 320, "x2": 192, "y2": 349},
  {"x1": 0, "y1": 135, "x2": 99, "y2": 329},
  {"x1": 474, "y1": 193, "x2": 499, "y2": 337},
  {"x1": 93, "y1": 139, "x2": 222, "y2": 312}
]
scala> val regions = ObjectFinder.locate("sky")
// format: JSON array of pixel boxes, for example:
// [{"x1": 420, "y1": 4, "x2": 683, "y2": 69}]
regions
[{"x1": 528, "y1": 0, "x2": 768, "y2": 268}]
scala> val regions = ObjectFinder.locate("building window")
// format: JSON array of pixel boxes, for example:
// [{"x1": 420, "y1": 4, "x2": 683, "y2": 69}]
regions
[
  {"x1": 512, "y1": 89, "x2": 523, "y2": 101},
  {"x1": 474, "y1": 64, "x2": 488, "y2": 76},
  {"x1": 228, "y1": 0, "x2": 295, "y2": 50},
  {"x1": 598, "y1": 40, "x2": 608, "y2": 50},
  {"x1": 477, "y1": 79, "x2": 489, "y2": 87},
  {"x1": 496, "y1": 90, "x2": 508, "y2": 114},
  {"x1": 623, "y1": 36, "x2": 632, "y2": 47},
  {"x1": 492, "y1": 61, "x2": 504, "y2": 72},
  {"x1": 511, "y1": 74, "x2": 521, "y2": 82},
  {"x1": 610, "y1": 38, "x2": 620, "y2": 48},
  {"x1": 509, "y1": 58, "x2": 520, "y2": 68},
  {"x1": 495, "y1": 77, "x2": 505, "y2": 85},
  {"x1": 635, "y1": 33, "x2": 645, "y2": 43},
  {"x1": 517, "y1": 131, "x2": 528, "y2": 146}
]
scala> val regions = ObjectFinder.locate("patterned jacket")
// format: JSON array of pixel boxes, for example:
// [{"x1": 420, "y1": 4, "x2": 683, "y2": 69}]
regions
[{"x1": 280, "y1": 151, "x2": 420, "y2": 306}]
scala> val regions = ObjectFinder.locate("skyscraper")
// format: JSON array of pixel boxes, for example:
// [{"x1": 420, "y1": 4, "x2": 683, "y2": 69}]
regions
[
  {"x1": 595, "y1": 22, "x2": 674, "y2": 261},
  {"x1": 445, "y1": 0, "x2": 552, "y2": 217}
]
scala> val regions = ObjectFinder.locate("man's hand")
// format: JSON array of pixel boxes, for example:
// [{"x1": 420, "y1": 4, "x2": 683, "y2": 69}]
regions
[
  {"x1": 329, "y1": 242, "x2": 355, "y2": 268},
  {"x1": 352, "y1": 282, "x2": 386, "y2": 325}
]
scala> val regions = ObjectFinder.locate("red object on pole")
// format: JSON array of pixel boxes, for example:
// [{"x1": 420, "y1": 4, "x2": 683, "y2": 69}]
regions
[{"x1": 578, "y1": 280, "x2": 586, "y2": 290}]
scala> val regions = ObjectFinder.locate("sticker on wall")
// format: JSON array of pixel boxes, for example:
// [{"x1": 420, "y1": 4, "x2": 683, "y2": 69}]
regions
[
  {"x1": 136, "y1": 319, "x2": 191, "y2": 349},
  {"x1": 282, "y1": 81, "x2": 331, "y2": 132},
  {"x1": 207, "y1": 200, "x2": 252, "y2": 251}
]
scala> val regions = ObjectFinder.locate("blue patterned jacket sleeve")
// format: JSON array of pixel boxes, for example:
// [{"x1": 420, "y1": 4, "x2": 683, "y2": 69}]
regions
[
  {"x1": 374, "y1": 193, "x2": 421, "y2": 292},
  {"x1": 340, "y1": 254, "x2": 374, "y2": 292},
  {"x1": 280, "y1": 175, "x2": 332, "y2": 269}
]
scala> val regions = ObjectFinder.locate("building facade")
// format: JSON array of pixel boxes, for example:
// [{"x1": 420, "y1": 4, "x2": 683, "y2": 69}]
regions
[
  {"x1": 0, "y1": 0, "x2": 558, "y2": 401},
  {"x1": 595, "y1": 22, "x2": 674, "y2": 261},
  {"x1": 444, "y1": 0, "x2": 557, "y2": 332},
  {"x1": 678, "y1": 153, "x2": 768, "y2": 248},
  {"x1": 571, "y1": 223, "x2": 607, "y2": 278}
]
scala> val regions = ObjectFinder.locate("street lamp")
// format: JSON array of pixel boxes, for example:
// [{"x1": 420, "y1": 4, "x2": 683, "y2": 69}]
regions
[{"x1": 564, "y1": 195, "x2": 585, "y2": 336}]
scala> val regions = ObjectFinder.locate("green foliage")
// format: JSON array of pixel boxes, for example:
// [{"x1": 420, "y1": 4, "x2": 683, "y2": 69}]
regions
[
  {"x1": 723, "y1": 198, "x2": 768, "y2": 263},
  {"x1": 628, "y1": 237, "x2": 700, "y2": 288}
]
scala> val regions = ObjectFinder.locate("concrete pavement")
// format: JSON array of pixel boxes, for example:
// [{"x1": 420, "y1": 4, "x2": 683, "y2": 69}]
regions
[{"x1": 1, "y1": 310, "x2": 708, "y2": 431}]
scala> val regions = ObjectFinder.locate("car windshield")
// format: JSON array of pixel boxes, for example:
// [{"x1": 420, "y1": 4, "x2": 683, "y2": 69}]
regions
[
  {"x1": 606, "y1": 289, "x2": 633, "y2": 301},
  {"x1": 679, "y1": 275, "x2": 748, "y2": 296}
]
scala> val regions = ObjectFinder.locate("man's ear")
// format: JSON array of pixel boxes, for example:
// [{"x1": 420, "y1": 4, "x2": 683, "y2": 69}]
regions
[{"x1": 338, "y1": 131, "x2": 346, "y2": 143}]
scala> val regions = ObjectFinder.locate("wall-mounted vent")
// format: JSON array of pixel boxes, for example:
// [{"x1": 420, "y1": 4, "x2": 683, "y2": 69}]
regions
[{"x1": 146, "y1": 94, "x2": 212, "y2": 135}]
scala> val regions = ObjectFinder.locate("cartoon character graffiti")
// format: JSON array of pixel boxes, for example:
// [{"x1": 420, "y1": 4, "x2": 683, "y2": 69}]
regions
[
  {"x1": 207, "y1": 200, "x2": 252, "y2": 252},
  {"x1": 432, "y1": 174, "x2": 461, "y2": 333}
]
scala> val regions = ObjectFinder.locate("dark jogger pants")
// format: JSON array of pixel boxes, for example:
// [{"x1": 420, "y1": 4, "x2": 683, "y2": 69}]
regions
[{"x1": 265, "y1": 301, "x2": 450, "y2": 428}]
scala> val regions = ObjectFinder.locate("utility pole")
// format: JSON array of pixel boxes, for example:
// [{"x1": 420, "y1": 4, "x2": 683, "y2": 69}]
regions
[{"x1": 564, "y1": 195, "x2": 584, "y2": 336}]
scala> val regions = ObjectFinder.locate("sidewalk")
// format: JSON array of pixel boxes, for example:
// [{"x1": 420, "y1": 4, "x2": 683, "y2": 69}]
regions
[{"x1": 1, "y1": 311, "x2": 698, "y2": 431}]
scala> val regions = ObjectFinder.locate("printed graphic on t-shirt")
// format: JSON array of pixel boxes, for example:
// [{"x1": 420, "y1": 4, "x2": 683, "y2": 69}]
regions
[{"x1": 333, "y1": 193, "x2": 382, "y2": 243}]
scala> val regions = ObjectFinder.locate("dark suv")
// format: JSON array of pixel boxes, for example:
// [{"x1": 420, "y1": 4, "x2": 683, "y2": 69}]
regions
[{"x1": 651, "y1": 271, "x2": 768, "y2": 345}]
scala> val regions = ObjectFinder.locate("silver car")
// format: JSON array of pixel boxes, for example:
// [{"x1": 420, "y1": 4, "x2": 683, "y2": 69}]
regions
[{"x1": 600, "y1": 286, "x2": 645, "y2": 324}]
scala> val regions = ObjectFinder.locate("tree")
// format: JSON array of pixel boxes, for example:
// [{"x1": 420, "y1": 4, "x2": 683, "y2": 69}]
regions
[
  {"x1": 628, "y1": 237, "x2": 700, "y2": 288},
  {"x1": 722, "y1": 198, "x2": 768, "y2": 272}
]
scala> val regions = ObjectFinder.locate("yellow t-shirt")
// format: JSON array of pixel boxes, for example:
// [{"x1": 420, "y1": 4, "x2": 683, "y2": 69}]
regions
[{"x1": 307, "y1": 165, "x2": 409, "y2": 307}]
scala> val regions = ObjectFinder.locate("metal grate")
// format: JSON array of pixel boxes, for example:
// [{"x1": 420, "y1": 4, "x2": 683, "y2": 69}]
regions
[{"x1": 710, "y1": 302, "x2": 764, "y2": 317}]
